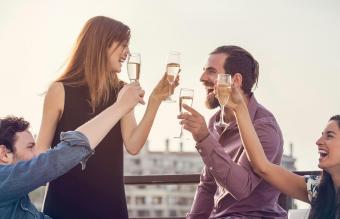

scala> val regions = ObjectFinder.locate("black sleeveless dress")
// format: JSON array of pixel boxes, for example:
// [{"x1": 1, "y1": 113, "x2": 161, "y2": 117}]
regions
[{"x1": 43, "y1": 84, "x2": 128, "y2": 219}]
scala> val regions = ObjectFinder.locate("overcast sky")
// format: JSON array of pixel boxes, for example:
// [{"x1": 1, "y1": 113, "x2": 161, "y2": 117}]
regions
[{"x1": 1, "y1": 0, "x2": 340, "y2": 174}]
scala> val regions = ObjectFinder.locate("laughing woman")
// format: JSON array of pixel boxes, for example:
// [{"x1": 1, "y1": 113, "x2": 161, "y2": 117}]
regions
[
  {"x1": 223, "y1": 84, "x2": 340, "y2": 219},
  {"x1": 36, "y1": 16, "x2": 178, "y2": 219}
]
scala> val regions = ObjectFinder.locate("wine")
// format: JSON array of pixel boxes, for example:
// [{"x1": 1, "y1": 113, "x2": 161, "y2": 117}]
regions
[
  {"x1": 167, "y1": 75, "x2": 175, "y2": 84},
  {"x1": 165, "y1": 52, "x2": 180, "y2": 102},
  {"x1": 216, "y1": 84, "x2": 231, "y2": 106},
  {"x1": 179, "y1": 96, "x2": 193, "y2": 113},
  {"x1": 166, "y1": 62, "x2": 180, "y2": 76},
  {"x1": 127, "y1": 62, "x2": 140, "y2": 82}
]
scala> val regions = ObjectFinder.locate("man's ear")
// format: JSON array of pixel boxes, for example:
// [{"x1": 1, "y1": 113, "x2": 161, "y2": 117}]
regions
[
  {"x1": 0, "y1": 145, "x2": 11, "y2": 164},
  {"x1": 232, "y1": 73, "x2": 243, "y2": 87}
]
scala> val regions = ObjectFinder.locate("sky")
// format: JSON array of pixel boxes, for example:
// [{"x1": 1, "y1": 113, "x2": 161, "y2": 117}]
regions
[{"x1": 1, "y1": 0, "x2": 340, "y2": 174}]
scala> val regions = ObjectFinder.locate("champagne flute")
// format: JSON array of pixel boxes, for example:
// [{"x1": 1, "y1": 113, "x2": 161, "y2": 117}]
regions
[
  {"x1": 175, "y1": 88, "x2": 194, "y2": 139},
  {"x1": 127, "y1": 52, "x2": 141, "y2": 82},
  {"x1": 214, "y1": 73, "x2": 232, "y2": 128},
  {"x1": 165, "y1": 51, "x2": 181, "y2": 102}
]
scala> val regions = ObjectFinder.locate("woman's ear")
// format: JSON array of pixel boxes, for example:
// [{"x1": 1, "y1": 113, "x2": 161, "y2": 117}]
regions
[
  {"x1": 232, "y1": 73, "x2": 243, "y2": 87},
  {"x1": 0, "y1": 145, "x2": 12, "y2": 164}
]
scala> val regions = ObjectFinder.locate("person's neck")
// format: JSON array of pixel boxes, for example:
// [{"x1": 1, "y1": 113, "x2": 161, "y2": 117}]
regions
[
  {"x1": 224, "y1": 94, "x2": 250, "y2": 123},
  {"x1": 330, "y1": 170, "x2": 340, "y2": 189}
]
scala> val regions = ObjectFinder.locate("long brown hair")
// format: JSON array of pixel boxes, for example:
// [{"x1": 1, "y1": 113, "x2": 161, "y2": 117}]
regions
[{"x1": 56, "y1": 16, "x2": 130, "y2": 112}]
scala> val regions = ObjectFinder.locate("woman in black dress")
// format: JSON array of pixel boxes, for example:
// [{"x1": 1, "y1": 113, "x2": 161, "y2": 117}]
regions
[{"x1": 37, "y1": 16, "x2": 178, "y2": 219}]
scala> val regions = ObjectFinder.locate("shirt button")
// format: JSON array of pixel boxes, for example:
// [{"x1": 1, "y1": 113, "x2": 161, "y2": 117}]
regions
[
  {"x1": 198, "y1": 149, "x2": 202, "y2": 153},
  {"x1": 209, "y1": 167, "x2": 213, "y2": 171}
]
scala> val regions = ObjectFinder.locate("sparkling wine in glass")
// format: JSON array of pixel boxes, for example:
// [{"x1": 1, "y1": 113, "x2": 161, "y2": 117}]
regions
[
  {"x1": 175, "y1": 88, "x2": 194, "y2": 139},
  {"x1": 165, "y1": 51, "x2": 181, "y2": 102},
  {"x1": 214, "y1": 73, "x2": 232, "y2": 128},
  {"x1": 127, "y1": 53, "x2": 141, "y2": 82}
]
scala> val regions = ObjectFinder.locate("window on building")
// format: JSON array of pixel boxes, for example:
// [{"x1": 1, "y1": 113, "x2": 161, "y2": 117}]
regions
[
  {"x1": 169, "y1": 209, "x2": 177, "y2": 216},
  {"x1": 135, "y1": 196, "x2": 146, "y2": 205},
  {"x1": 154, "y1": 210, "x2": 163, "y2": 217},
  {"x1": 177, "y1": 197, "x2": 191, "y2": 205},
  {"x1": 152, "y1": 196, "x2": 162, "y2": 204},
  {"x1": 133, "y1": 159, "x2": 141, "y2": 165},
  {"x1": 137, "y1": 210, "x2": 150, "y2": 217}
]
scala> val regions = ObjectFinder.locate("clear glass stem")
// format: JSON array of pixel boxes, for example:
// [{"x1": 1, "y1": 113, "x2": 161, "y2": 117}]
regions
[
  {"x1": 168, "y1": 82, "x2": 172, "y2": 97},
  {"x1": 179, "y1": 125, "x2": 183, "y2": 138},
  {"x1": 220, "y1": 105, "x2": 225, "y2": 124}
]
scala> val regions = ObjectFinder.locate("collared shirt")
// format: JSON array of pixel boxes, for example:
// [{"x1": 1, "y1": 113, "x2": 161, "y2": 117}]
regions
[
  {"x1": 187, "y1": 94, "x2": 287, "y2": 219},
  {"x1": 0, "y1": 131, "x2": 94, "y2": 219}
]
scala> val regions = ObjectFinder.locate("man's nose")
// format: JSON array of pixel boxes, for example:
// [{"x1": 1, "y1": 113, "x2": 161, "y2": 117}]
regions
[{"x1": 200, "y1": 71, "x2": 207, "y2": 82}]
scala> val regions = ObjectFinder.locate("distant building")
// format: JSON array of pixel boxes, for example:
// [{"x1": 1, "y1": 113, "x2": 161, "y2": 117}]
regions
[{"x1": 124, "y1": 140, "x2": 297, "y2": 218}]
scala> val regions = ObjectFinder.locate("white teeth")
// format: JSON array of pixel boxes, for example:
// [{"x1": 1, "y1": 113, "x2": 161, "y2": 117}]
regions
[{"x1": 319, "y1": 149, "x2": 328, "y2": 157}]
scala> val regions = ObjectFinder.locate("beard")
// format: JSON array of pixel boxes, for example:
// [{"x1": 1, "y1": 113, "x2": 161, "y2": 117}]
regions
[
  {"x1": 202, "y1": 81, "x2": 220, "y2": 109},
  {"x1": 205, "y1": 91, "x2": 220, "y2": 109}
]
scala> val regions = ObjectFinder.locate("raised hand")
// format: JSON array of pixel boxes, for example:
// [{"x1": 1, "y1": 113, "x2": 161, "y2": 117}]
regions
[
  {"x1": 117, "y1": 82, "x2": 145, "y2": 112},
  {"x1": 214, "y1": 83, "x2": 245, "y2": 112},
  {"x1": 177, "y1": 104, "x2": 209, "y2": 143},
  {"x1": 151, "y1": 73, "x2": 180, "y2": 102}
]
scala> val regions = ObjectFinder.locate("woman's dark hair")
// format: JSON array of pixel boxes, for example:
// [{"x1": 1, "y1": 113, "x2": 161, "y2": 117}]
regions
[
  {"x1": 330, "y1": 115, "x2": 340, "y2": 128},
  {"x1": 0, "y1": 116, "x2": 30, "y2": 152},
  {"x1": 309, "y1": 115, "x2": 340, "y2": 219},
  {"x1": 210, "y1": 45, "x2": 259, "y2": 95}
]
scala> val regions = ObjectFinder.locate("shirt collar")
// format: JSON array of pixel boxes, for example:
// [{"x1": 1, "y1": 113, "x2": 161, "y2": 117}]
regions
[{"x1": 247, "y1": 92, "x2": 258, "y2": 122}]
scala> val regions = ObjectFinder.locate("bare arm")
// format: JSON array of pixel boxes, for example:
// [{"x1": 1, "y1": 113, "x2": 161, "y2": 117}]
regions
[
  {"x1": 36, "y1": 82, "x2": 64, "y2": 152},
  {"x1": 37, "y1": 82, "x2": 143, "y2": 151},
  {"x1": 0, "y1": 84, "x2": 143, "y2": 202},
  {"x1": 231, "y1": 88, "x2": 309, "y2": 203},
  {"x1": 121, "y1": 74, "x2": 179, "y2": 155},
  {"x1": 74, "y1": 83, "x2": 144, "y2": 149}
]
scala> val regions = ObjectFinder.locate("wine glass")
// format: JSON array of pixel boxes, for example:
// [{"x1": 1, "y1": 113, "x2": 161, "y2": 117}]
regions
[
  {"x1": 127, "y1": 52, "x2": 141, "y2": 82},
  {"x1": 214, "y1": 73, "x2": 232, "y2": 128},
  {"x1": 165, "y1": 51, "x2": 181, "y2": 102},
  {"x1": 175, "y1": 88, "x2": 194, "y2": 139}
]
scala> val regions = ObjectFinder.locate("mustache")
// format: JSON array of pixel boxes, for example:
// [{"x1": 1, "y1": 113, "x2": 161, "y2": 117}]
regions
[{"x1": 203, "y1": 82, "x2": 215, "y2": 87}]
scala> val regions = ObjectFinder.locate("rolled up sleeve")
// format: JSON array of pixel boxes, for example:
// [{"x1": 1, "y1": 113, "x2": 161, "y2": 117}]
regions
[
  {"x1": 59, "y1": 131, "x2": 94, "y2": 170},
  {"x1": 0, "y1": 131, "x2": 94, "y2": 203}
]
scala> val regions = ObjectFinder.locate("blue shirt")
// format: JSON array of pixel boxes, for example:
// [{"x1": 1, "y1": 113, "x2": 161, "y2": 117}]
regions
[{"x1": 0, "y1": 131, "x2": 93, "y2": 219}]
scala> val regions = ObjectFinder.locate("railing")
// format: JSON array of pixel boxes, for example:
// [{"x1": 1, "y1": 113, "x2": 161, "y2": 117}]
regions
[{"x1": 125, "y1": 171, "x2": 321, "y2": 219}]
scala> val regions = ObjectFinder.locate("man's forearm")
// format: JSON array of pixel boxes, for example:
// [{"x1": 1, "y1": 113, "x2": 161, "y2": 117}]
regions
[
  {"x1": 196, "y1": 134, "x2": 261, "y2": 200},
  {"x1": 0, "y1": 131, "x2": 92, "y2": 203}
]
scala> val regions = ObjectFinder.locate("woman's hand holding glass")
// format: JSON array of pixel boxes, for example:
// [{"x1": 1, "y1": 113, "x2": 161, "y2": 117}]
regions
[
  {"x1": 221, "y1": 84, "x2": 244, "y2": 112},
  {"x1": 150, "y1": 73, "x2": 180, "y2": 103},
  {"x1": 117, "y1": 82, "x2": 145, "y2": 112}
]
